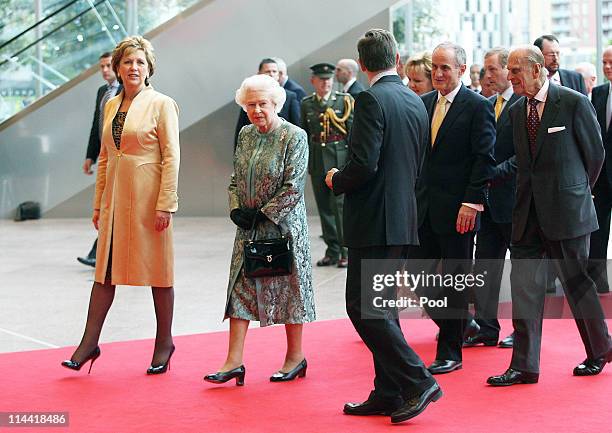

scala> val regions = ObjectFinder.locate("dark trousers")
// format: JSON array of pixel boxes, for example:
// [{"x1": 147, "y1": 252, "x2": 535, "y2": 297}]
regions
[
  {"x1": 588, "y1": 181, "x2": 612, "y2": 293},
  {"x1": 346, "y1": 245, "x2": 435, "y2": 402},
  {"x1": 473, "y1": 210, "x2": 512, "y2": 338},
  {"x1": 408, "y1": 215, "x2": 474, "y2": 361},
  {"x1": 510, "y1": 203, "x2": 612, "y2": 373},
  {"x1": 311, "y1": 172, "x2": 346, "y2": 259}
]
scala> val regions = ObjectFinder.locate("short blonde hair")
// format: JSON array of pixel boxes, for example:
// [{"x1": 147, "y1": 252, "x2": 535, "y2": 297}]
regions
[
  {"x1": 235, "y1": 74, "x2": 286, "y2": 113},
  {"x1": 112, "y1": 36, "x2": 156, "y2": 85},
  {"x1": 406, "y1": 51, "x2": 432, "y2": 80}
]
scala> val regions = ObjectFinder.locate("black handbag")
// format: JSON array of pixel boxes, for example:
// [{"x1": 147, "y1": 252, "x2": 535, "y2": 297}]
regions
[
  {"x1": 243, "y1": 220, "x2": 293, "y2": 278},
  {"x1": 15, "y1": 201, "x2": 41, "y2": 221}
]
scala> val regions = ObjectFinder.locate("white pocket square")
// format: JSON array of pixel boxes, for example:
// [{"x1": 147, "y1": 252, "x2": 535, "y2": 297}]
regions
[{"x1": 547, "y1": 126, "x2": 566, "y2": 133}]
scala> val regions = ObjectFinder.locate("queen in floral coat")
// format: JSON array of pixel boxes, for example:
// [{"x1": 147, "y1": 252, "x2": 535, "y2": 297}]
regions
[{"x1": 204, "y1": 74, "x2": 315, "y2": 386}]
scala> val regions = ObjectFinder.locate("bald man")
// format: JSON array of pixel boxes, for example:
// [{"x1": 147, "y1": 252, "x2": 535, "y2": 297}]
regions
[{"x1": 335, "y1": 58, "x2": 365, "y2": 98}]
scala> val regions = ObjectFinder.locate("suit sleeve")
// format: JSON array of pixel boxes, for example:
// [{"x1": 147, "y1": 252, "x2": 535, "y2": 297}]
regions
[
  {"x1": 332, "y1": 91, "x2": 383, "y2": 195},
  {"x1": 155, "y1": 98, "x2": 181, "y2": 213},
  {"x1": 289, "y1": 94, "x2": 301, "y2": 127},
  {"x1": 492, "y1": 155, "x2": 517, "y2": 183},
  {"x1": 464, "y1": 98, "x2": 496, "y2": 204},
  {"x1": 86, "y1": 88, "x2": 102, "y2": 163},
  {"x1": 574, "y1": 96, "x2": 604, "y2": 187}
]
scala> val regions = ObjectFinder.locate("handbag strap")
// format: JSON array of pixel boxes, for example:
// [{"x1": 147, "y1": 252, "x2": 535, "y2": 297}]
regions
[{"x1": 249, "y1": 212, "x2": 283, "y2": 241}]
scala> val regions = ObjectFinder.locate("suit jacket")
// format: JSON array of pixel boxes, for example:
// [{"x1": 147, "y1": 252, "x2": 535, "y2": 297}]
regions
[
  {"x1": 558, "y1": 68, "x2": 587, "y2": 95},
  {"x1": 590, "y1": 83, "x2": 612, "y2": 190},
  {"x1": 233, "y1": 88, "x2": 301, "y2": 149},
  {"x1": 509, "y1": 83, "x2": 604, "y2": 242},
  {"x1": 347, "y1": 80, "x2": 366, "y2": 98},
  {"x1": 332, "y1": 75, "x2": 428, "y2": 248},
  {"x1": 283, "y1": 78, "x2": 307, "y2": 102},
  {"x1": 86, "y1": 83, "x2": 122, "y2": 163},
  {"x1": 487, "y1": 92, "x2": 521, "y2": 224},
  {"x1": 417, "y1": 85, "x2": 496, "y2": 234}
]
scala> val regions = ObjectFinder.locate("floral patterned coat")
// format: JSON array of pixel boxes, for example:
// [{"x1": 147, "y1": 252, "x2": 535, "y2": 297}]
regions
[{"x1": 225, "y1": 120, "x2": 315, "y2": 326}]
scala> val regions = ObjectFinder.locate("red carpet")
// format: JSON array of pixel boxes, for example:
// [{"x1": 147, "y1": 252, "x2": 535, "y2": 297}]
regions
[{"x1": 0, "y1": 318, "x2": 610, "y2": 433}]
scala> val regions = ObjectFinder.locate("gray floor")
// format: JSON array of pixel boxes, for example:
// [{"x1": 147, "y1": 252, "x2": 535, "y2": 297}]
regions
[{"x1": 0, "y1": 217, "x2": 348, "y2": 354}]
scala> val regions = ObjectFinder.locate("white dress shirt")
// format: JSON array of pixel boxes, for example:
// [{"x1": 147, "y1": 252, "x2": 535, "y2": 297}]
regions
[
  {"x1": 343, "y1": 77, "x2": 357, "y2": 93},
  {"x1": 370, "y1": 69, "x2": 398, "y2": 86}
]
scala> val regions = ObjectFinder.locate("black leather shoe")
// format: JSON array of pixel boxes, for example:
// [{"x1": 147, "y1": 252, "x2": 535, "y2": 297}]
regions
[
  {"x1": 204, "y1": 365, "x2": 245, "y2": 386},
  {"x1": 77, "y1": 256, "x2": 96, "y2": 267},
  {"x1": 317, "y1": 256, "x2": 338, "y2": 267},
  {"x1": 61, "y1": 346, "x2": 101, "y2": 374},
  {"x1": 270, "y1": 359, "x2": 307, "y2": 382},
  {"x1": 147, "y1": 345, "x2": 175, "y2": 375},
  {"x1": 487, "y1": 368, "x2": 539, "y2": 386},
  {"x1": 463, "y1": 319, "x2": 480, "y2": 339},
  {"x1": 337, "y1": 258, "x2": 348, "y2": 268},
  {"x1": 344, "y1": 392, "x2": 402, "y2": 416},
  {"x1": 498, "y1": 333, "x2": 514, "y2": 348},
  {"x1": 573, "y1": 350, "x2": 612, "y2": 376},
  {"x1": 427, "y1": 359, "x2": 462, "y2": 375},
  {"x1": 390, "y1": 383, "x2": 443, "y2": 423},
  {"x1": 464, "y1": 333, "x2": 498, "y2": 347}
]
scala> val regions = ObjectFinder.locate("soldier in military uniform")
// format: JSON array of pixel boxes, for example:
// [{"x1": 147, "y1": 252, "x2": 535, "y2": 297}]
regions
[{"x1": 301, "y1": 63, "x2": 354, "y2": 268}]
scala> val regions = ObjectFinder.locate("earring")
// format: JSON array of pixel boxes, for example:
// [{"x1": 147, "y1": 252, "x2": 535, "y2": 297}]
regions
[{"x1": 145, "y1": 77, "x2": 149, "y2": 86}]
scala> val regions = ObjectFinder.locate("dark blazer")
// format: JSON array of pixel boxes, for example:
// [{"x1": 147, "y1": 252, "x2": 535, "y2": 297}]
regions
[
  {"x1": 509, "y1": 83, "x2": 604, "y2": 242},
  {"x1": 86, "y1": 83, "x2": 122, "y2": 163},
  {"x1": 283, "y1": 78, "x2": 307, "y2": 102},
  {"x1": 591, "y1": 83, "x2": 612, "y2": 189},
  {"x1": 558, "y1": 68, "x2": 587, "y2": 95},
  {"x1": 233, "y1": 88, "x2": 301, "y2": 150},
  {"x1": 347, "y1": 80, "x2": 366, "y2": 98},
  {"x1": 417, "y1": 85, "x2": 496, "y2": 234},
  {"x1": 487, "y1": 92, "x2": 521, "y2": 224},
  {"x1": 332, "y1": 75, "x2": 428, "y2": 248}
]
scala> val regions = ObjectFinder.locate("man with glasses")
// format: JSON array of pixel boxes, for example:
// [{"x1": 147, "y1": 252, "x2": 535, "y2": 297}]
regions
[{"x1": 534, "y1": 34, "x2": 586, "y2": 95}]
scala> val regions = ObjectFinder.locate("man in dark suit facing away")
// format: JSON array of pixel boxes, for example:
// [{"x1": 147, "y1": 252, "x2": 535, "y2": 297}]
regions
[
  {"x1": 412, "y1": 42, "x2": 496, "y2": 375},
  {"x1": 465, "y1": 47, "x2": 520, "y2": 349},
  {"x1": 325, "y1": 29, "x2": 441, "y2": 425},
  {"x1": 534, "y1": 34, "x2": 586, "y2": 95},
  {"x1": 587, "y1": 46, "x2": 612, "y2": 294},
  {"x1": 233, "y1": 58, "x2": 300, "y2": 150},
  {"x1": 77, "y1": 52, "x2": 121, "y2": 267},
  {"x1": 335, "y1": 58, "x2": 366, "y2": 98},
  {"x1": 487, "y1": 45, "x2": 612, "y2": 387}
]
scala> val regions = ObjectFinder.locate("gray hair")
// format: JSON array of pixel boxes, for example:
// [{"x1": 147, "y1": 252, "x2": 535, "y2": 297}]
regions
[
  {"x1": 484, "y1": 47, "x2": 509, "y2": 68},
  {"x1": 575, "y1": 62, "x2": 596, "y2": 79},
  {"x1": 235, "y1": 74, "x2": 286, "y2": 113},
  {"x1": 273, "y1": 57, "x2": 287, "y2": 74},
  {"x1": 510, "y1": 44, "x2": 547, "y2": 81},
  {"x1": 338, "y1": 58, "x2": 359, "y2": 75},
  {"x1": 357, "y1": 29, "x2": 398, "y2": 72},
  {"x1": 434, "y1": 42, "x2": 466, "y2": 66}
]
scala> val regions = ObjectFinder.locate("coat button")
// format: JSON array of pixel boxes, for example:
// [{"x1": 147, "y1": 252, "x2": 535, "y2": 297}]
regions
[{"x1": 321, "y1": 143, "x2": 326, "y2": 147}]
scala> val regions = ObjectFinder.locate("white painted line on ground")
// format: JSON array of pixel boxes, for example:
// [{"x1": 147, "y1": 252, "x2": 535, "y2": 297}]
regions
[{"x1": 0, "y1": 327, "x2": 60, "y2": 349}]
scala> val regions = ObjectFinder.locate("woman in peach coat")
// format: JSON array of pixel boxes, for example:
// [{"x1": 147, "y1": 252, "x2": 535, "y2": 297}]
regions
[{"x1": 61, "y1": 36, "x2": 180, "y2": 375}]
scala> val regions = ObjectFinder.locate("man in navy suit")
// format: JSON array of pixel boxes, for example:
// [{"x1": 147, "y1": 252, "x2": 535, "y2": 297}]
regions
[
  {"x1": 233, "y1": 58, "x2": 301, "y2": 150},
  {"x1": 411, "y1": 42, "x2": 496, "y2": 375},
  {"x1": 335, "y1": 58, "x2": 366, "y2": 98},
  {"x1": 275, "y1": 57, "x2": 307, "y2": 102},
  {"x1": 464, "y1": 47, "x2": 519, "y2": 349},
  {"x1": 534, "y1": 34, "x2": 586, "y2": 95},
  {"x1": 77, "y1": 52, "x2": 121, "y2": 267},
  {"x1": 326, "y1": 29, "x2": 440, "y2": 424},
  {"x1": 487, "y1": 45, "x2": 612, "y2": 386},
  {"x1": 588, "y1": 46, "x2": 612, "y2": 294}
]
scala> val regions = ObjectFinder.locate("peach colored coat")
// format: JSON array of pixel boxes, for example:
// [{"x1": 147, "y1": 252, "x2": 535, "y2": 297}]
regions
[{"x1": 93, "y1": 86, "x2": 180, "y2": 287}]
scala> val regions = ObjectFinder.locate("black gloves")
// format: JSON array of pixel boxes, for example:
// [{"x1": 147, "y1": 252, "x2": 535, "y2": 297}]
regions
[{"x1": 230, "y1": 208, "x2": 269, "y2": 230}]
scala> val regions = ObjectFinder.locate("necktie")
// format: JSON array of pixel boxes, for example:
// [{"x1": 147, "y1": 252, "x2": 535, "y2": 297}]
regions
[
  {"x1": 431, "y1": 95, "x2": 447, "y2": 146},
  {"x1": 494, "y1": 94, "x2": 504, "y2": 121},
  {"x1": 98, "y1": 84, "x2": 115, "y2": 139},
  {"x1": 527, "y1": 98, "x2": 540, "y2": 157}
]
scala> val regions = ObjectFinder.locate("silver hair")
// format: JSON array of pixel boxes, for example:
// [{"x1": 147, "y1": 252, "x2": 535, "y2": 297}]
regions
[
  {"x1": 338, "y1": 58, "x2": 359, "y2": 75},
  {"x1": 510, "y1": 45, "x2": 547, "y2": 81},
  {"x1": 484, "y1": 47, "x2": 509, "y2": 68},
  {"x1": 434, "y1": 42, "x2": 466, "y2": 66},
  {"x1": 235, "y1": 74, "x2": 286, "y2": 113},
  {"x1": 272, "y1": 57, "x2": 287, "y2": 74}
]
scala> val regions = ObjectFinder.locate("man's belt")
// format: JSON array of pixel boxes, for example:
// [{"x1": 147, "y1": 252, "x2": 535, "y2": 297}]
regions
[{"x1": 312, "y1": 134, "x2": 346, "y2": 144}]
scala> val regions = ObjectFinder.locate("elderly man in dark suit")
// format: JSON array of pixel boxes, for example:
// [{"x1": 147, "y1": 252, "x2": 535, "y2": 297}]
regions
[
  {"x1": 233, "y1": 58, "x2": 300, "y2": 150},
  {"x1": 412, "y1": 42, "x2": 496, "y2": 375},
  {"x1": 465, "y1": 47, "x2": 520, "y2": 349},
  {"x1": 587, "y1": 46, "x2": 612, "y2": 295},
  {"x1": 325, "y1": 29, "x2": 440, "y2": 425},
  {"x1": 487, "y1": 45, "x2": 612, "y2": 387},
  {"x1": 335, "y1": 58, "x2": 366, "y2": 98},
  {"x1": 275, "y1": 57, "x2": 307, "y2": 102},
  {"x1": 77, "y1": 52, "x2": 121, "y2": 267},
  {"x1": 534, "y1": 34, "x2": 586, "y2": 95}
]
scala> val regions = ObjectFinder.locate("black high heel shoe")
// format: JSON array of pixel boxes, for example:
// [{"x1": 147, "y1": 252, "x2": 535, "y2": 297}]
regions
[
  {"x1": 61, "y1": 346, "x2": 101, "y2": 374},
  {"x1": 270, "y1": 359, "x2": 307, "y2": 382},
  {"x1": 147, "y1": 345, "x2": 175, "y2": 375},
  {"x1": 203, "y1": 365, "x2": 245, "y2": 386}
]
